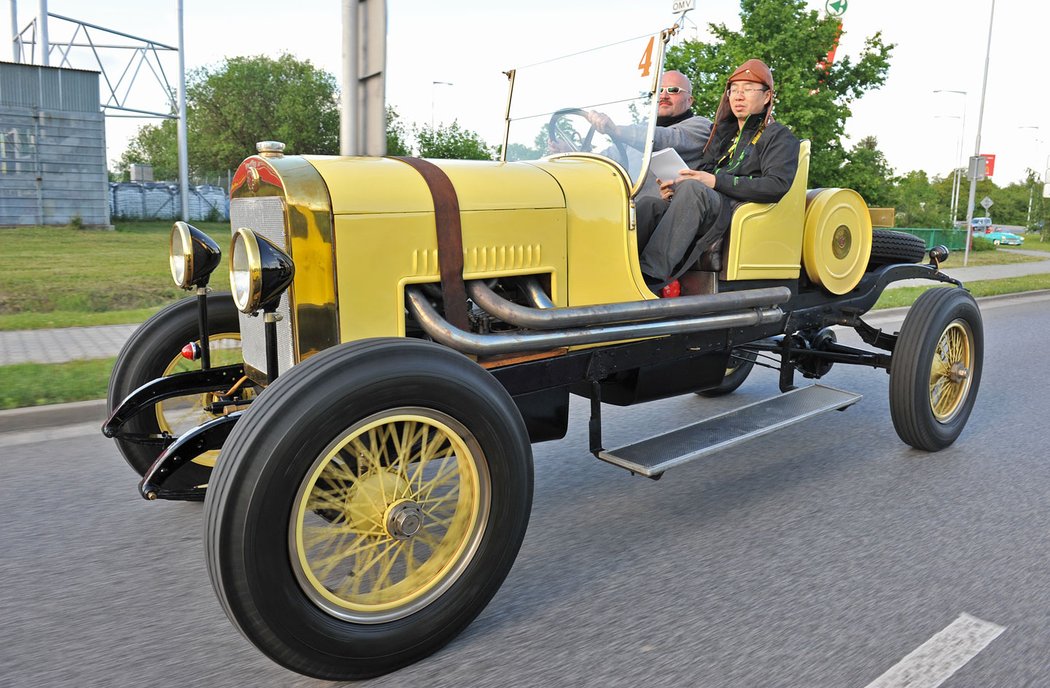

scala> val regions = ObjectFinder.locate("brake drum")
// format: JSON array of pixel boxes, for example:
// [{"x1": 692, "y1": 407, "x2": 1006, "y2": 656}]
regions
[{"x1": 802, "y1": 188, "x2": 873, "y2": 295}]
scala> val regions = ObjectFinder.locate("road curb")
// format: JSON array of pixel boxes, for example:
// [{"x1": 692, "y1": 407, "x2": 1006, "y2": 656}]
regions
[{"x1": 0, "y1": 399, "x2": 108, "y2": 434}]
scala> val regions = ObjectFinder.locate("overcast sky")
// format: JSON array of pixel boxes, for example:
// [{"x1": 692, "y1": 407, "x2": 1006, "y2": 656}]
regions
[{"x1": 3, "y1": 0, "x2": 1046, "y2": 185}]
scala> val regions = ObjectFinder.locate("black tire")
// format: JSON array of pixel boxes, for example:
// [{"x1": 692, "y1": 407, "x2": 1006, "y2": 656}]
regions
[
  {"x1": 204, "y1": 338, "x2": 534, "y2": 681},
  {"x1": 698, "y1": 349, "x2": 757, "y2": 397},
  {"x1": 107, "y1": 293, "x2": 242, "y2": 475},
  {"x1": 889, "y1": 288, "x2": 982, "y2": 451},
  {"x1": 868, "y1": 229, "x2": 927, "y2": 266}
]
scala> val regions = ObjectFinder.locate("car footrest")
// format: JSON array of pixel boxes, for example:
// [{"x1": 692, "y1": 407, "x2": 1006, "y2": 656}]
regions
[{"x1": 597, "y1": 384, "x2": 862, "y2": 477}]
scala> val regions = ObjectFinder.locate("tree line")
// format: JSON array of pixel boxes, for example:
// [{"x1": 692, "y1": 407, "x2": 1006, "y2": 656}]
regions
[{"x1": 117, "y1": 0, "x2": 1046, "y2": 237}]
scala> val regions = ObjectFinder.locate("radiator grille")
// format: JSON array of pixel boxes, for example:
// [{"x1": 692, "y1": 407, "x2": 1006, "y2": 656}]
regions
[{"x1": 229, "y1": 196, "x2": 296, "y2": 377}]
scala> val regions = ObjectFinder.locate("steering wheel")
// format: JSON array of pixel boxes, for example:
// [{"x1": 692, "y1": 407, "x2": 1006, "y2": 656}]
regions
[
  {"x1": 548, "y1": 108, "x2": 596, "y2": 153},
  {"x1": 546, "y1": 108, "x2": 625, "y2": 164}
]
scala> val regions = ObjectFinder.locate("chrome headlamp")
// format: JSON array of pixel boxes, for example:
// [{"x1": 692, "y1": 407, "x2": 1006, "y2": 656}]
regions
[
  {"x1": 230, "y1": 227, "x2": 295, "y2": 314},
  {"x1": 169, "y1": 221, "x2": 222, "y2": 289}
]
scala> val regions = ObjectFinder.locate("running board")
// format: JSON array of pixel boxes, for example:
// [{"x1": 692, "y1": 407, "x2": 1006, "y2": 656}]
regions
[{"x1": 597, "y1": 384, "x2": 862, "y2": 477}]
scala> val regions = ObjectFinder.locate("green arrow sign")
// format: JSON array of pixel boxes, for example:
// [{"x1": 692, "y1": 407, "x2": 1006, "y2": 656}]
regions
[{"x1": 826, "y1": 0, "x2": 848, "y2": 16}]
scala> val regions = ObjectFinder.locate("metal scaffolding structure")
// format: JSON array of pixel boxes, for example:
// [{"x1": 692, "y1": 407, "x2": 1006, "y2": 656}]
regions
[{"x1": 9, "y1": 1, "x2": 190, "y2": 219}]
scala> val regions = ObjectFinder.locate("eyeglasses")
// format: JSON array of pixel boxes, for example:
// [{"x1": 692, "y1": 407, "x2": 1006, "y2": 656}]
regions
[
  {"x1": 727, "y1": 85, "x2": 768, "y2": 97},
  {"x1": 658, "y1": 86, "x2": 688, "y2": 94}
]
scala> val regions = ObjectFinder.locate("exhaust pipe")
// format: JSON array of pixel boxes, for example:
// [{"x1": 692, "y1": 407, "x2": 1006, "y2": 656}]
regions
[
  {"x1": 467, "y1": 279, "x2": 791, "y2": 330},
  {"x1": 405, "y1": 286, "x2": 785, "y2": 356}
]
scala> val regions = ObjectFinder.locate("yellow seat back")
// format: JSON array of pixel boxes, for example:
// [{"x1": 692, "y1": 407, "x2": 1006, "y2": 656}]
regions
[{"x1": 723, "y1": 140, "x2": 810, "y2": 281}]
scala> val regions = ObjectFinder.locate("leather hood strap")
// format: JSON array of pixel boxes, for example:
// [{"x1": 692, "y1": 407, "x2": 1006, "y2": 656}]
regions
[{"x1": 391, "y1": 156, "x2": 470, "y2": 331}]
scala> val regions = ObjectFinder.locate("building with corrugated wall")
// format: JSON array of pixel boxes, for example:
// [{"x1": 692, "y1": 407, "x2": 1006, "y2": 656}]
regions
[{"x1": 0, "y1": 62, "x2": 110, "y2": 226}]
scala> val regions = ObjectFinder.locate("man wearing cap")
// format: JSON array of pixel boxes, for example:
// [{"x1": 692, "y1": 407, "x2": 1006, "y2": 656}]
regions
[{"x1": 636, "y1": 58, "x2": 800, "y2": 290}]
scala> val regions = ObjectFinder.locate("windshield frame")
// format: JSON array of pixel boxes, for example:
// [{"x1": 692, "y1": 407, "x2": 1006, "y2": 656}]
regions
[{"x1": 498, "y1": 27, "x2": 677, "y2": 199}]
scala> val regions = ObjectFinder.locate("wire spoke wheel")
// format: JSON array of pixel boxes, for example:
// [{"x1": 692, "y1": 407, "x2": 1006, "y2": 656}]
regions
[
  {"x1": 157, "y1": 333, "x2": 248, "y2": 468},
  {"x1": 205, "y1": 339, "x2": 533, "y2": 680},
  {"x1": 107, "y1": 293, "x2": 247, "y2": 475},
  {"x1": 890, "y1": 288, "x2": 982, "y2": 451},
  {"x1": 928, "y1": 320, "x2": 974, "y2": 423},
  {"x1": 291, "y1": 409, "x2": 489, "y2": 622}
]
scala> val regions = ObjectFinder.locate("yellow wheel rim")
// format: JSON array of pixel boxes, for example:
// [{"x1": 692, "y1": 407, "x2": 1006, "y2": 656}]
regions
[
  {"x1": 157, "y1": 332, "x2": 245, "y2": 468},
  {"x1": 929, "y1": 319, "x2": 974, "y2": 423},
  {"x1": 290, "y1": 408, "x2": 490, "y2": 623}
]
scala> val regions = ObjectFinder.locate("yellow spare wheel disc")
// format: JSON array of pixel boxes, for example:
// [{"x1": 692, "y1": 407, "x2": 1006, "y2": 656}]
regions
[{"x1": 802, "y1": 188, "x2": 873, "y2": 295}]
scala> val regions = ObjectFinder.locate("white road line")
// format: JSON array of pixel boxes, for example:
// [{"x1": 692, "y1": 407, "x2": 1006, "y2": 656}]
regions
[{"x1": 864, "y1": 613, "x2": 1006, "y2": 688}]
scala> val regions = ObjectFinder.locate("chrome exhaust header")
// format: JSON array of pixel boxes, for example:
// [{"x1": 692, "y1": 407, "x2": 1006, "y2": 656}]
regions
[
  {"x1": 467, "y1": 279, "x2": 791, "y2": 330},
  {"x1": 405, "y1": 285, "x2": 786, "y2": 356}
]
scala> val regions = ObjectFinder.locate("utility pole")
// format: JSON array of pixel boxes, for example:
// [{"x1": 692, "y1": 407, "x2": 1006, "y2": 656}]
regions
[{"x1": 962, "y1": 0, "x2": 996, "y2": 267}]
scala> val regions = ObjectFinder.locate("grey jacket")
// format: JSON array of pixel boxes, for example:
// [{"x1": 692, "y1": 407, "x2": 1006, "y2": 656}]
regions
[{"x1": 616, "y1": 114, "x2": 712, "y2": 197}]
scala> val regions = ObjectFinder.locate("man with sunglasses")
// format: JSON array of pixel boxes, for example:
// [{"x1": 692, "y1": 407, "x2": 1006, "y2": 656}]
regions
[
  {"x1": 584, "y1": 70, "x2": 712, "y2": 197},
  {"x1": 635, "y1": 58, "x2": 800, "y2": 292}
]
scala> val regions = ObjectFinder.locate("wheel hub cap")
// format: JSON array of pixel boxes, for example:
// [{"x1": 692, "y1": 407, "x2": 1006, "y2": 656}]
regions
[{"x1": 385, "y1": 500, "x2": 424, "y2": 540}]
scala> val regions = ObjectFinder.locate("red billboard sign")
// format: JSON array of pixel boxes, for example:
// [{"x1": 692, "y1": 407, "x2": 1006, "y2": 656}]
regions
[{"x1": 980, "y1": 153, "x2": 996, "y2": 177}]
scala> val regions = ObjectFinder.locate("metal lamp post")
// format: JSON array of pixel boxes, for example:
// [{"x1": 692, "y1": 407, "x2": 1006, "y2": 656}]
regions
[
  {"x1": 933, "y1": 90, "x2": 967, "y2": 227},
  {"x1": 431, "y1": 81, "x2": 453, "y2": 129},
  {"x1": 961, "y1": 0, "x2": 996, "y2": 267},
  {"x1": 1018, "y1": 126, "x2": 1042, "y2": 231}
]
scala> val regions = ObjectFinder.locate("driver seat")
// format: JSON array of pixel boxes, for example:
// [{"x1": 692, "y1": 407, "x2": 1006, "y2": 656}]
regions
[{"x1": 680, "y1": 140, "x2": 811, "y2": 295}]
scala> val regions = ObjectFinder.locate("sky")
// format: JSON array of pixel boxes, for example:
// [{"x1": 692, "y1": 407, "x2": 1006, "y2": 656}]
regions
[{"x1": 3, "y1": 0, "x2": 1048, "y2": 186}]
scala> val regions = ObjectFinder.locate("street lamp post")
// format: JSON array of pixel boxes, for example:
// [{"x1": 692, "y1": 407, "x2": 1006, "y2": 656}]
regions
[
  {"x1": 431, "y1": 81, "x2": 453, "y2": 129},
  {"x1": 1018, "y1": 126, "x2": 1042, "y2": 231},
  {"x1": 934, "y1": 90, "x2": 967, "y2": 227},
  {"x1": 961, "y1": 0, "x2": 996, "y2": 267}
]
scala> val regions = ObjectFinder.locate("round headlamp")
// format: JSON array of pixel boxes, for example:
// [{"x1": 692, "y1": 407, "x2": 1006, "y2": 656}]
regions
[
  {"x1": 230, "y1": 227, "x2": 295, "y2": 314},
  {"x1": 169, "y1": 221, "x2": 221, "y2": 289}
]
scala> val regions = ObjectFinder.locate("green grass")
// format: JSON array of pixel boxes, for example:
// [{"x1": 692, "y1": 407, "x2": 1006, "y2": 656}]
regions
[
  {"x1": 873, "y1": 273, "x2": 1050, "y2": 309},
  {"x1": 0, "y1": 221, "x2": 230, "y2": 330},
  {"x1": 0, "y1": 358, "x2": 115, "y2": 409}
]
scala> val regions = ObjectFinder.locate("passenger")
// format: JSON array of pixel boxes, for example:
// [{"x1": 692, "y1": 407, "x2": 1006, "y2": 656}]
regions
[{"x1": 635, "y1": 59, "x2": 800, "y2": 290}]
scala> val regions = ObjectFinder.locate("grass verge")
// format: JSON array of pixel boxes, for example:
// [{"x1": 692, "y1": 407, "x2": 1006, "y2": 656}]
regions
[
  {"x1": 873, "y1": 273, "x2": 1050, "y2": 309},
  {"x1": 0, "y1": 222, "x2": 229, "y2": 331},
  {"x1": 0, "y1": 358, "x2": 115, "y2": 410}
]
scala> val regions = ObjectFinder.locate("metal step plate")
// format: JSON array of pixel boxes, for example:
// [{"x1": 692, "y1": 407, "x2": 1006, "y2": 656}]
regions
[{"x1": 598, "y1": 384, "x2": 862, "y2": 477}]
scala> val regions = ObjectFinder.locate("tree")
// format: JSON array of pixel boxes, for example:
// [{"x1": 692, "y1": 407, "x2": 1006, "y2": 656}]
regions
[
  {"x1": 117, "y1": 119, "x2": 179, "y2": 181},
  {"x1": 836, "y1": 136, "x2": 895, "y2": 207},
  {"x1": 665, "y1": 0, "x2": 893, "y2": 187},
  {"x1": 893, "y1": 170, "x2": 948, "y2": 228},
  {"x1": 416, "y1": 121, "x2": 493, "y2": 160},
  {"x1": 188, "y1": 55, "x2": 340, "y2": 172},
  {"x1": 386, "y1": 106, "x2": 412, "y2": 156},
  {"x1": 118, "y1": 54, "x2": 339, "y2": 180}
]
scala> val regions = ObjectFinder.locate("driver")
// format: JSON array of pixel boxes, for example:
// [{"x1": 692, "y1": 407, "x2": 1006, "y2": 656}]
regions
[
  {"x1": 584, "y1": 70, "x2": 711, "y2": 198},
  {"x1": 635, "y1": 58, "x2": 800, "y2": 292}
]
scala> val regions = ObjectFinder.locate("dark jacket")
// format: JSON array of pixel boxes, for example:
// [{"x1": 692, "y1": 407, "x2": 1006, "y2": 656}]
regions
[{"x1": 696, "y1": 113, "x2": 800, "y2": 234}]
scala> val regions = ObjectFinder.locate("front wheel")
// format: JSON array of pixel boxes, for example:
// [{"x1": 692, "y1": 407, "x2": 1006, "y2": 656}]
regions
[
  {"x1": 889, "y1": 288, "x2": 982, "y2": 451},
  {"x1": 107, "y1": 293, "x2": 245, "y2": 475},
  {"x1": 204, "y1": 338, "x2": 534, "y2": 680}
]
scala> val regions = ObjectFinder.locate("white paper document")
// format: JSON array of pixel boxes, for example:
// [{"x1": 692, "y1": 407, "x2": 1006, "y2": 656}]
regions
[{"x1": 648, "y1": 147, "x2": 689, "y2": 182}]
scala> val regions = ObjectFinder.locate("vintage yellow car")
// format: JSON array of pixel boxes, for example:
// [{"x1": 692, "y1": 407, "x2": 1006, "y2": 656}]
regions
[{"x1": 103, "y1": 28, "x2": 982, "y2": 681}]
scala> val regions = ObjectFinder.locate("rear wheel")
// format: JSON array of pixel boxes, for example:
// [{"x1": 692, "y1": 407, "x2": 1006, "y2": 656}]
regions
[
  {"x1": 204, "y1": 338, "x2": 533, "y2": 680},
  {"x1": 698, "y1": 348, "x2": 756, "y2": 397},
  {"x1": 889, "y1": 288, "x2": 982, "y2": 450},
  {"x1": 107, "y1": 293, "x2": 245, "y2": 475}
]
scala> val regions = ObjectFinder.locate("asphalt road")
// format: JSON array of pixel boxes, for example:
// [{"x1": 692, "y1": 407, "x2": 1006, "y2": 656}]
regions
[{"x1": 3, "y1": 293, "x2": 1050, "y2": 688}]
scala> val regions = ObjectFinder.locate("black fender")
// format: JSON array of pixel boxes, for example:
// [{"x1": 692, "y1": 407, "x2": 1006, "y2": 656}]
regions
[
  {"x1": 138, "y1": 411, "x2": 243, "y2": 501},
  {"x1": 102, "y1": 364, "x2": 245, "y2": 438}
]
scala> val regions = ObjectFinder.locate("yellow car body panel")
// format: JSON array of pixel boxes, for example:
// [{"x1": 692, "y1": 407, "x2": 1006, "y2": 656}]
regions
[{"x1": 724, "y1": 141, "x2": 811, "y2": 281}]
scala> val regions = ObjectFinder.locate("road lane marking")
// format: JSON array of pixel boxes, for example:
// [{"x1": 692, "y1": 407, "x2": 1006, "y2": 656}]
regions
[{"x1": 864, "y1": 613, "x2": 1005, "y2": 688}]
